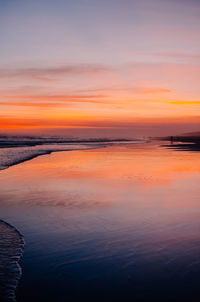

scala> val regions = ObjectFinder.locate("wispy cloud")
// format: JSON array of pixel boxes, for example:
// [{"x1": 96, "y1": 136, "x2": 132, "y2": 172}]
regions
[
  {"x1": 78, "y1": 86, "x2": 172, "y2": 95},
  {"x1": 1, "y1": 93, "x2": 109, "y2": 100},
  {"x1": 0, "y1": 98, "x2": 113, "y2": 107},
  {"x1": 0, "y1": 102, "x2": 73, "y2": 108},
  {"x1": 154, "y1": 52, "x2": 200, "y2": 62},
  {"x1": 0, "y1": 93, "x2": 114, "y2": 106},
  {"x1": 0, "y1": 64, "x2": 112, "y2": 81},
  {"x1": 135, "y1": 87, "x2": 172, "y2": 94}
]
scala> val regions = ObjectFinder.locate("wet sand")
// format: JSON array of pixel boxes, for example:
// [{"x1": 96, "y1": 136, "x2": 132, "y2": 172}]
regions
[{"x1": 0, "y1": 142, "x2": 199, "y2": 301}]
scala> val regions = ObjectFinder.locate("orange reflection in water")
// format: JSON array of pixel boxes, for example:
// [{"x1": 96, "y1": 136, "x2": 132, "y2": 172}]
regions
[{"x1": 0, "y1": 143, "x2": 200, "y2": 211}]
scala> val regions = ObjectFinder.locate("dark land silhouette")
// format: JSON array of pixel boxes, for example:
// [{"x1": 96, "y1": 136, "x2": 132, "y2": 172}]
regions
[{"x1": 158, "y1": 133, "x2": 200, "y2": 152}]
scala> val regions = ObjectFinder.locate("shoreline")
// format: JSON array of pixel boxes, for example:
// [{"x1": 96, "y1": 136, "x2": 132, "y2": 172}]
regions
[
  {"x1": 0, "y1": 219, "x2": 25, "y2": 302},
  {"x1": 0, "y1": 144, "x2": 107, "y2": 171},
  {"x1": 0, "y1": 140, "x2": 146, "y2": 171}
]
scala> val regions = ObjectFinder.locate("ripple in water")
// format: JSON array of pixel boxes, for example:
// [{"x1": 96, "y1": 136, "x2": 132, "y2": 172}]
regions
[{"x1": 0, "y1": 220, "x2": 25, "y2": 302}]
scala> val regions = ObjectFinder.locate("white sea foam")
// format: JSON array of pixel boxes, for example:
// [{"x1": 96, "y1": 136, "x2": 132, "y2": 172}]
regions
[{"x1": 0, "y1": 220, "x2": 25, "y2": 302}]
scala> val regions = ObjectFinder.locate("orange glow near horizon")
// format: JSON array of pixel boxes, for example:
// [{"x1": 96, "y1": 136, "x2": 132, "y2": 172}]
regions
[
  {"x1": 0, "y1": 87, "x2": 200, "y2": 133},
  {"x1": 0, "y1": 1, "x2": 199, "y2": 136},
  {"x1": 1, "y1": 65, "x2": 199, "y2": 136}
]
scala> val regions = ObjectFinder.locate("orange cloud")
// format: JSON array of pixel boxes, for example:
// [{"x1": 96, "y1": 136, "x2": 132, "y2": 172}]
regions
[
  {"x1": 0, "y1": 102, "x2": 73, "y2": 108},
  {"x1": 0, "y1": 62, "x2": 199, "y2": 134},
  {"x1": 170, "y1": 101, "x2": 200, "y2": 105}
]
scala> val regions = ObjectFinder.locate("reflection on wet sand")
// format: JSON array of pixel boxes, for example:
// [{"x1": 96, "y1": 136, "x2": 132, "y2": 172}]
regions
[
  {"x1": 0, "y1": 143, "x2": 200, "y2": 208},
  {"x1": 0, "y1": 142, "x2": 199, "y2": 301}
]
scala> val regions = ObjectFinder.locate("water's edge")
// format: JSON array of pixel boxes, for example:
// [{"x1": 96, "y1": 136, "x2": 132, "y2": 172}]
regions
[
  {"x1": 0, "y1": 143, "x2": 111, "y2": 171},
  {"x1": 0, "y1": 219, "x2": 25, "y2": 302},
  {"x1": 0, "y1": 140, "x2": 146, "y2": 171}
]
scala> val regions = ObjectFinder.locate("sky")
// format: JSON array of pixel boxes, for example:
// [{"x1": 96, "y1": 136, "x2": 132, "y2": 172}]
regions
[{"x1": 0, "y1": 0, "x2": 200, "y2": 137}]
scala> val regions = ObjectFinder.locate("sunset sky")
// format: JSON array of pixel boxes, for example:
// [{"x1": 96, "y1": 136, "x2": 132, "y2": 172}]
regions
[{"x1": 0, "y1": 0, "x2": 200, "y2": 137}]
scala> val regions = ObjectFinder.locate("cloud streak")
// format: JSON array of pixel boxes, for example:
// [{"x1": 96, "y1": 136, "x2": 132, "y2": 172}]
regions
[
  {"x1": 0, "y1": 64, "x2": 112, "y2": 81},
  {"x1": 0, "y1": 102, "x2": 73, "y2": 108},
  {"x1": 170, "y1": 101, "x2": 200, "y2": 105},
  {"x1": 0, "y1": 99, "x2": 114, "y2": 107},
  {"x1": 0, "y1": 115, "x2": 199, "y2": 130},
  {"x1": 154, "y1": 52, "x2": 200, "y2": 62}
]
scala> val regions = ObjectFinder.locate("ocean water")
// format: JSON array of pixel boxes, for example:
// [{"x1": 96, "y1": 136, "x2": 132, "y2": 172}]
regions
[{"x1": 0, "y1": 141, "x2": 199, "y2": 301}]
